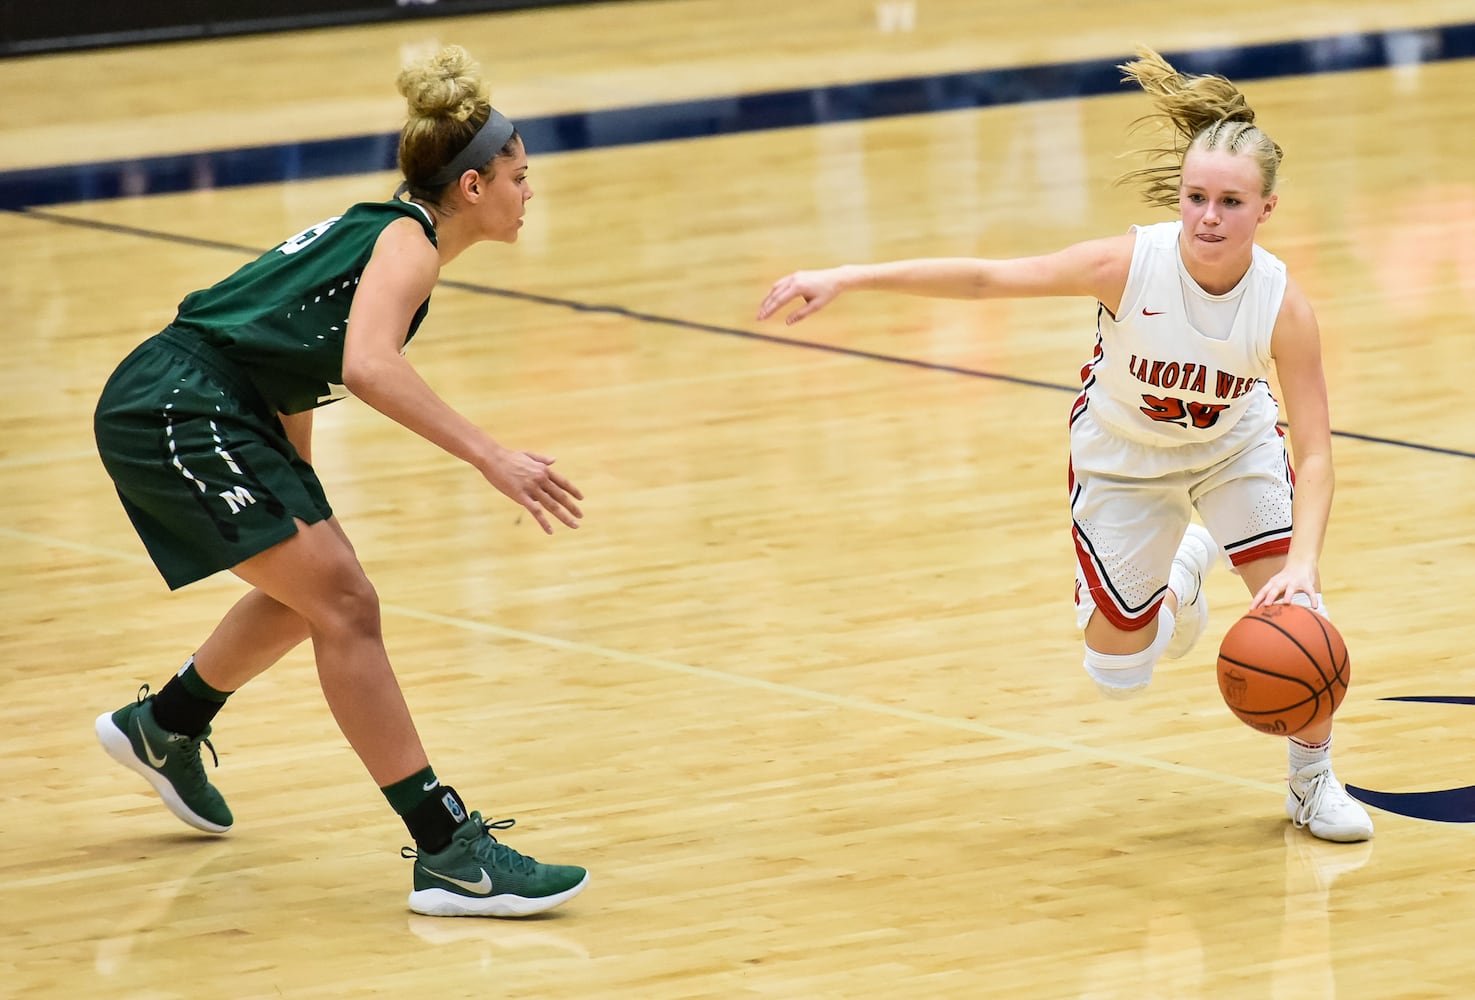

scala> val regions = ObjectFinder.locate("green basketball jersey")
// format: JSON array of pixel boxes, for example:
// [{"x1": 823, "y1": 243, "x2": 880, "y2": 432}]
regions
[{"x1": 168, "y1": 199, "x2": 438, "y2": 414}]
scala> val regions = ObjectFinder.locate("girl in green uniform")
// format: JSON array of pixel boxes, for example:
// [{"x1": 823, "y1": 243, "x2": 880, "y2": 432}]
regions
[{"x1": 92, "y1": 45, "x2": 589, "y2": 918}]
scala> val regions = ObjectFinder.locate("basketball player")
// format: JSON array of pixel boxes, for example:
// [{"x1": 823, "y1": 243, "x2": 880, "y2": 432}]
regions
[
  {"x1": 92, "y1": 45, "x2": 591, "y2": 915},
  {"x1": 756, "y1": 48, "x2": 1372, "y2": 843}
]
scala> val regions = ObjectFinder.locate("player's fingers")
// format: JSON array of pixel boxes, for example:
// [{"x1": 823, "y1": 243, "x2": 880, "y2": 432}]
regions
[
  {"x1": 524, "y1": 499, "x2": 554, "y2": 534},
  {"x1": 785, "y1": 299, "x2": 821, "y2": 325},
  {"x1": 548, "y1": 468, "x2": 584, "y2": 501},
  {"x1": 1249, "y1": 582, "x2": 1280, "y2": 609},
  {"x1": 532, "y1": 490, "x2": 580, "y2": 529},
  {"x1": 757, "y1": 279, "x2": 798, "y2": 320},
  {"x1": 542, "y1": 482, "x2": 584, "y2": 521},
  {"x1": 1284, "y1": 584, "x2": 1317, "y2": 609}
]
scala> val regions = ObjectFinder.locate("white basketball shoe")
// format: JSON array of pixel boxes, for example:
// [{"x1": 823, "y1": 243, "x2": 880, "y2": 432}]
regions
[
  {"x1": 1287, "y1": 761, "x2": 1375, "y2": 842},
  {"x1": 1164, "y1": 523, "x2": 1217, "y2": 660}
]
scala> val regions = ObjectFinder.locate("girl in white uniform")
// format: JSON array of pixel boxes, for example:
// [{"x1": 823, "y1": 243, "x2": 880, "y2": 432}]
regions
[{"x1": 756, "y1": 47, "x2": 1372, "y2": 843}]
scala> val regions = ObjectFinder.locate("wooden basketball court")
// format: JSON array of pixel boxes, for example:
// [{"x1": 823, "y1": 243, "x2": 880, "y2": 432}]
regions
[{"x1": 3, "y1": 1, "x2": 1474, "y2": 996}]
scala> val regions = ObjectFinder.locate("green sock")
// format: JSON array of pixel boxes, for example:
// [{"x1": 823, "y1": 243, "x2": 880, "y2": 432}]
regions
[
  {"x1": 151, "y1": 656, "x2": 231, "y2": 736},
  {"x1": 382, "y1": 767, "x2": 442, "y2": 816},
  {"x1": 383, "y1": 768, "x2": 468, "y2": 852},
  {"x1": 177, "y1": 656, "x2": 231, "y2": 702}
]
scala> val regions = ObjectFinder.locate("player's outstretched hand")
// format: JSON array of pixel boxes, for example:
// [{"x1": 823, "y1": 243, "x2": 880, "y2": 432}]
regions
[
  {"x1": 757, "y1": 268, "x2": 845, "y2": 325},
  {"x1": 1249, "y1": 561, "x2": 1318, "y2": 610},
  {"x1": 485, "y1": 447, "x2": 584, "y2": 533}
]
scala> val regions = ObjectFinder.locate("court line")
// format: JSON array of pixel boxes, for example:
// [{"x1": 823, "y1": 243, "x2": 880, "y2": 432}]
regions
[
  {"x1": 19, "y1": 205, "x2": 1473, "y2": 463},
  {"x1": 382, "y1": 603, "x2": 1282, "y2": 794},
  {"x1": 0, "y1": 524, "x2": 1279, "y2": 795}
]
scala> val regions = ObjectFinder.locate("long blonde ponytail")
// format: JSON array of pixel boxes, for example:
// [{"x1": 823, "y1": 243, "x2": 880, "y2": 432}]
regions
[{"x1": 1115, "y1": 47, "x2": 1283, "y2": 209}]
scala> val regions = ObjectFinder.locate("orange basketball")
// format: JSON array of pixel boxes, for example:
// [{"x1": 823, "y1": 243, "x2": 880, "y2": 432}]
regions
[{"x1": 1216, "y1": 603, "x2": 1349, "y2": 736}]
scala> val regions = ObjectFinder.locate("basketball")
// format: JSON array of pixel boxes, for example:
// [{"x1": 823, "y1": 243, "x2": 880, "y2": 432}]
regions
[{"x1": 1216, "y1": 603, "x2": 1349, "y2": 736}]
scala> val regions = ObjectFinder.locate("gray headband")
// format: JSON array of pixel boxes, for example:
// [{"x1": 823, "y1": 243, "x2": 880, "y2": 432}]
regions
[{"x1": 423, "y1": 108, "x2": 516, "y2": 188}]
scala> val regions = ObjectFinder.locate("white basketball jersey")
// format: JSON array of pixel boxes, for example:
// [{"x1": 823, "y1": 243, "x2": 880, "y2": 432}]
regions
[{"x1": 1073, "y1": 221, "x2": 1286, "y2": 448}]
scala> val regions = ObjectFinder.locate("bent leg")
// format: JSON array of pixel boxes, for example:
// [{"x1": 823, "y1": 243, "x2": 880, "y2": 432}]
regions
[
  {"x1": 1080, "y1": 604, "x2": 1175, "y2": 697},
  {"x1": 230, "y1": 516, "x2": 428, "y2": 786},
  {"x1": 1071, "y1": 468, "x2": 1194, "y2": 695},
  {"x1": 1075, "y1": 525, "x2": 1218, "y2": 695},
  {"x1": 193, "y1": 589, "x2": 311, "y2": 692},
  {"x1": 192, "y1": 521, "x2": 364, "y2": 691}
]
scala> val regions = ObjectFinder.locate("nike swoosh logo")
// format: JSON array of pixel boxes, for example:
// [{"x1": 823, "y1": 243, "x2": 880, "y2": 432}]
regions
[
  {"x1": 422, "y1": 779, "x2": 439, "y2": 792},
  {"x1": 135, "y1": 716, "x2": 168, "y2": 767},
  {"x1": 423, "y1": 866, "x2": 493, "y2": 894},
  {"x1": 1142, "y1": 309, "x2": 1166, "y2": 316}
]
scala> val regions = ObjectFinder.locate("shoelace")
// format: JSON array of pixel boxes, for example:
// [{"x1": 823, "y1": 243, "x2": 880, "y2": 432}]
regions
[
  {"x1": 1291, "y1": 768, "x2": 1330, "y2": 828},
  {"x1": 473, "y1": 817, "x2": 539, "y2": 875},
  {"x1": 133, "y1": 685, "x2": 220, "y2": 784},
  {"x1": 400, "y1": 814, "x2": 539, "y2": 874},
  {"x1": 167, "y1": 732, "x2": 221, "y2": 788}
]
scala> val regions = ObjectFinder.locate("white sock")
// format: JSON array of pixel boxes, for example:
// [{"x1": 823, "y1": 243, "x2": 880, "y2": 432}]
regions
[{"x1": 1288, "y1": 734, "x2": 1332, "y2": 773}]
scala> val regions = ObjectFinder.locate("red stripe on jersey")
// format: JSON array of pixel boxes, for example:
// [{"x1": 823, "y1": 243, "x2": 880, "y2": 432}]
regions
[
  {"x1": 1273, "y1": 423, "x2": 1298, "y2": 486},
  {"x1": 1079, "y1": 330, "x2": 1104, "y2": 385},
  {"x1": 1227, "y1": 536, "x2": 1292, "y2": 567},
  {"x1": 1072, "y1": 526, "x2": 1162, "y2": 632}
]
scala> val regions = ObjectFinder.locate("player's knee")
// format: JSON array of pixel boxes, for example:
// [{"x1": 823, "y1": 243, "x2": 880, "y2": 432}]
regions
[
  {"x1": 1082, "y1": 611, "x2": 1174, "y2": 699},
  {"x1": 1083, "y1": 644, "x2": 1156, "y2": 699},
  {"x1": 307, "y1": 564, "x2": 381, "y2": 639}
]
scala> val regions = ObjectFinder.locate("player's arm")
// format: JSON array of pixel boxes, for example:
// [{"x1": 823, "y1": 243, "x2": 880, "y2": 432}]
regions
[
  {"x1": 755, "y1": 234, "x2": 1134, "y2": 325},
  {"x1": 1254, "y1": 277, "x2": 1333, "y2": 607},
  {"x1": 278, "y1": 409, "x2": 313, "y2": 464},
  {"x1": 342, "y1": 217, "x2": 583, "y2": 533}
]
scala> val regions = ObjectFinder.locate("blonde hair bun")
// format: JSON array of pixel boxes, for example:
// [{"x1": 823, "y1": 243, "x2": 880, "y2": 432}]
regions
[{"x1": 397, "y1": 45, "x2": 488, "y2": 124}]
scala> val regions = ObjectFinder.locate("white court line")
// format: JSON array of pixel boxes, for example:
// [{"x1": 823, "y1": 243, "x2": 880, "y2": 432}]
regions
[
  {"x1": 385, "y1": 602, "x2": 1278, "y2": 793},
  {"x1": 0, "y1": 525, "x2": 1280, "y2": 797},
  {"x1": 0, "y1": 526, "x2": 159, "y2": 566}
]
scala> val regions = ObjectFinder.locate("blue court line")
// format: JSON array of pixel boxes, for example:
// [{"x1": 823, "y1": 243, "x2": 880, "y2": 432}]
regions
[
  {"x1": 17, "y1": 205, "x2": 1473, "y2": 463},
  {"x1": 2, "y1": 21, "x2": 1474, "y2": 210}
]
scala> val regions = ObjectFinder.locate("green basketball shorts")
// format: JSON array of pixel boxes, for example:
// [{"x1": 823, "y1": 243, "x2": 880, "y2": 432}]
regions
[{"x1": 94, "y1": 327, "x2": 332, "y2": 589}]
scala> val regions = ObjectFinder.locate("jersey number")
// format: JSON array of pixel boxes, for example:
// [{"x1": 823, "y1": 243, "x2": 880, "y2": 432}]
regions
[
  {"x1": 1139, "y1": 394, "x2": 1229, "y2": 429},
  {"x1": 277, "y1": 216, "x2": 342, "y2": 255}
]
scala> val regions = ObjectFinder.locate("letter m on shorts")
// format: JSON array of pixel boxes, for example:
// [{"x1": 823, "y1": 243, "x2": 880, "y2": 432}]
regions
[{"x1": 218, "y1": 485, "x2": 257, "y2": 515}]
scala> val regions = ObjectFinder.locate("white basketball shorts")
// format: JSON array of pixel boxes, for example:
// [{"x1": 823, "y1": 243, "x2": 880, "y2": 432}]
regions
[{"x1": 1069, "y1": 407, "x2": 1295, "y2": 632}]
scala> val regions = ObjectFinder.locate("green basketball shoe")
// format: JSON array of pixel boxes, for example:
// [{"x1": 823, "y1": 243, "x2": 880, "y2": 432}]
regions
[
  {"x1": 95, "y1": 687, "x2": 233, "y2": 833},
  {"x1": 404, "y1": 813, "x2": 589, "y2": 917}
]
